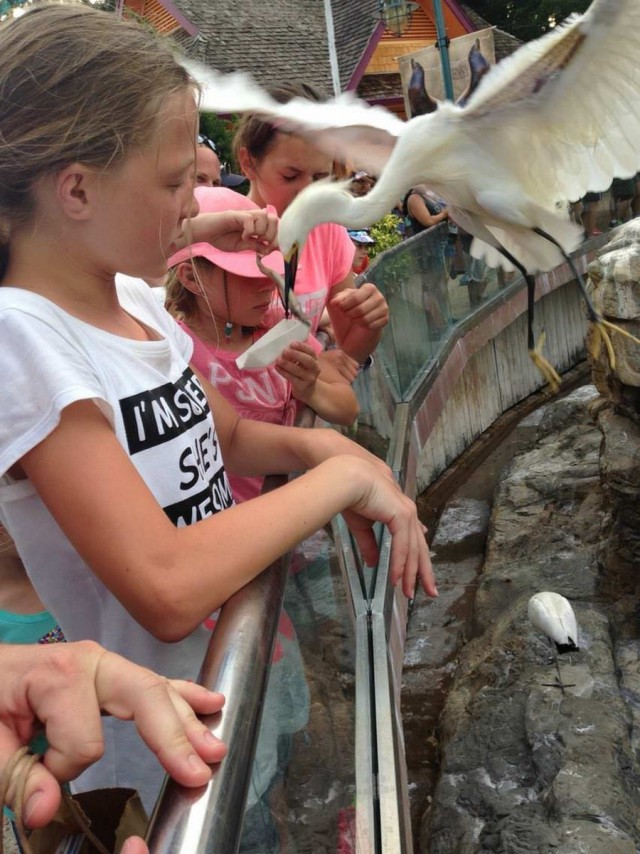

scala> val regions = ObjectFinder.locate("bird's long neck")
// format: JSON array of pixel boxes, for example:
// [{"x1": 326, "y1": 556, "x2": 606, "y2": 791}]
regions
[{"x1": 338, "y1": 177, "x2": 405, "y2": 230}]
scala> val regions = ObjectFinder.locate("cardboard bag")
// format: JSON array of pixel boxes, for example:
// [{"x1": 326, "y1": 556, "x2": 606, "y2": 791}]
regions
[{"x1": 26, "y1": 788, "x2": 147, "y2": 854}]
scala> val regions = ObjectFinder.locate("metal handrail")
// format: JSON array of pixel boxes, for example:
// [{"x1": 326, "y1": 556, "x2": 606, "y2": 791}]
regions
[
  {"x1": 145, "y1": 479, "x2": 289, "y2": 853},
  {"x1": 146, "y1": 409, "x2": 317, "y2": 852}
]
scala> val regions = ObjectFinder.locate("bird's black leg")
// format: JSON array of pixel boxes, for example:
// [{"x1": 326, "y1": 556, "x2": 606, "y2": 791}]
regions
[
  {"x1": 495, "y1": 246, "x2": 536, "y2": 352},
  {"x1": 494, "y1": 244, "x2": 561, "y2": 388},
  {"x1": 532, "y1": 227, "x2": 597, "y2": 322}
]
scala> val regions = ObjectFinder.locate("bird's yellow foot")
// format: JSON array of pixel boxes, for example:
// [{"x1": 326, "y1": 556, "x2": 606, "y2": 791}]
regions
[
  {"x1": 589, "y1": 319, "x2": 640, "y2": 372},
  {"x1": 529, "y1": 333, "x2": 561, "y2": 392}
]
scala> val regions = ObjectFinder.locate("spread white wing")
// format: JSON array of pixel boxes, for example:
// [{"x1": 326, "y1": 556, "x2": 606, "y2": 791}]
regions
[
  {"x1": 453, "y1": 0, "x2": 640, "y2": 207},
  {"x1": 184, "y1": 59, "x2": 403, "y2": 174},
  {"x1": 184, "y1": 0, "x2": 640, "y2": 201}
]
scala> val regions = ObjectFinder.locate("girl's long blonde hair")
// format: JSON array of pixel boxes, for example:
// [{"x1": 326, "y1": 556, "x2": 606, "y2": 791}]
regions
[{"x1": 0, "y1": 3, "x2": 194, "y2": 279}]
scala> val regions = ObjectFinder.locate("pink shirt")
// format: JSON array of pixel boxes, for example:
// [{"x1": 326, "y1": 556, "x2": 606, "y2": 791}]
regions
[{"x1": 182, "y1": 323, "x2": 299, "y2": 503}]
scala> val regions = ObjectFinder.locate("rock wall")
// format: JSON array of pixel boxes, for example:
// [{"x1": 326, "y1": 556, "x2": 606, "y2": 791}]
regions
[{"x1": 410, "y1": 223, "x2": 640, "y2": 852}]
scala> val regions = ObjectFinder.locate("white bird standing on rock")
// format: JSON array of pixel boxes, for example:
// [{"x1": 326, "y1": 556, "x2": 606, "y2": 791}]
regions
[
  {"x1": 186, "y1": 0, "x2": 640, "y2": 388},
  {"x1": 528, "y1": 592, "x2": 579, "y2": 693},
  {"x1": 528, "y1": 592, "x2": 579, "y2": 654}
]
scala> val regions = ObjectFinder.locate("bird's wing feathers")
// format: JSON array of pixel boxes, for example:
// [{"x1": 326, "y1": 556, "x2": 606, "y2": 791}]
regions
[
  {"x1": 184, "y1": 58, "x2": 403, "y2": 174},
  {"x1": 458, "y1": 0, "x2": 640, "y2": 206}
]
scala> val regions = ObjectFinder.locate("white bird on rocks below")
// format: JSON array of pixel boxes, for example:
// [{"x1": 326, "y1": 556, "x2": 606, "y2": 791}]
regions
[
  {"x1": 528, "y1": 592, "x2": 579, "y2": 655},
  {"x1": 186, "y1": 0, "x2": 640, "y2": 389}
]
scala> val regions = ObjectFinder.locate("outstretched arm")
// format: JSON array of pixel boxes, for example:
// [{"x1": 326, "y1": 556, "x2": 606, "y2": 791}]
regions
[
  {"x1": 20, "y1": 393, "x2": 435, "y2": 642},
  {"x1": 171, "y1": 208, "x2": 279, "y2": 256}
]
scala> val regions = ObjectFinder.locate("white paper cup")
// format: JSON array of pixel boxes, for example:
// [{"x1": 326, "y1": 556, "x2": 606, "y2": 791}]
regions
[{"x1": 236, "y1": 318, "x2": 310, "y2": 369}]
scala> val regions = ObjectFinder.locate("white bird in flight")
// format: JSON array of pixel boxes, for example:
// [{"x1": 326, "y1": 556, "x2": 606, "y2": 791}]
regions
[{"x1": 186, "y1": 0, "x2": 640, "y2": 385}]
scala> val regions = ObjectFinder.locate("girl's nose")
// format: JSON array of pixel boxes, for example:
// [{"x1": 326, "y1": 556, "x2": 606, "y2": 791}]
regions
[{"x1": 183, "y1": 189, "x2": 199, "y2": 221}]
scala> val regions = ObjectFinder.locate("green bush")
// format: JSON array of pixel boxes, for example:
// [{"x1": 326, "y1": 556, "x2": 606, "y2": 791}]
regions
[{"x1": 368, "y1": 213, "x2": 404, "y2": 260}]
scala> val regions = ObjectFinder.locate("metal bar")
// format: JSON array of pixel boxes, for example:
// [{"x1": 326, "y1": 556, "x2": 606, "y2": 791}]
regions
[
  {"x1": 431, "y1": 0, "x2": 455, "y2": 100},
  {"x1": 332, "y1": 515, "x2": 377, "y2": 853},
  {"x1": 368, "y1": 406, "x2": 414, "y2": 853},
  {"x1": 145, "y1": 477, "x2": 289, "y2": 854},
  {"x1": 323, "y1": 0, "x2": 342, "y2": 96}
]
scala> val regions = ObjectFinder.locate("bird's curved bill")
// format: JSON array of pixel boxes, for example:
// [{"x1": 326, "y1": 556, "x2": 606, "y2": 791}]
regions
[{"x1": 284, "y1": 246, "x2": 300, "y2": 318}]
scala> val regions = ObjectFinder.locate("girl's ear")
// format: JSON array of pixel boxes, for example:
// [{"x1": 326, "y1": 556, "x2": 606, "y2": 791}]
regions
[
  {"x1": 176, "y1": 261, "x2": 200, "y2": 295},
  {"x1": 55, "y1": 164, "x2": 95, "y2": 220},
  {"x1": 237, "y1": 147, "x2": 256, "y2": 181}
]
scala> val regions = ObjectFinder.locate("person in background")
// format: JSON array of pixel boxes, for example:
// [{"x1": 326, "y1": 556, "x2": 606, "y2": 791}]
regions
[
  {"x1": 402, "y1": 184, "x2": 449, "y2": 237},
  {"x1": 197, "y1": 134, "x2": 247, "y2": 190},
  {"x1": 348, "y1": 230, "x2": 375, "y2": 277},
  {"x1": 350, "y1": 171, "x2": 375, "y2": 198},
  {"x1": 233, "y1": 83, "x2": 389, "y2": 365},
  {"x1": 609, "y1": 177, "x2": 635, "y2": 226},
  {"x1": 581, "y1": 191, "x2": 603, "y2": 237},
  {"x1": 0, "y1": 641, "x2": 226, "y2": 854},
  {"x1": 0, "y1": 524, "x2": 63, "y2": 647}
]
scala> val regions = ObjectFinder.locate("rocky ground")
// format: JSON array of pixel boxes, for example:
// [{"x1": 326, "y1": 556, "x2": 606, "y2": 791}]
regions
[{"x1": 406, "y1": 385, "x2": 640, "y2": 853}]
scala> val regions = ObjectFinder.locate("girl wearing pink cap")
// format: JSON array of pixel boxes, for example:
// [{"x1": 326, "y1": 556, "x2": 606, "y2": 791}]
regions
[
  {"x1": 166, "y1": 186, "x2": 359, "y2": 503},
  {"x1": 0, "y1": 7, "x2": 435, "y2": 811}
]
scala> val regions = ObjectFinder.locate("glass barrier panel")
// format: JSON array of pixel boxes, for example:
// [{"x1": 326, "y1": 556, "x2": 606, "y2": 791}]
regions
[
  {"x1": 238, "y1": 528, "x2": 360, "y2": 854},
  {"x1": 366, "y1": 225, "x2": 506, "y2": 399}
]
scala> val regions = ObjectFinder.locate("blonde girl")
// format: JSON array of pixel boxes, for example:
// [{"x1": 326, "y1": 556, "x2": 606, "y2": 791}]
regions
[{"x1": 0, "y1": 4, "x2": 435, "y2": 810}]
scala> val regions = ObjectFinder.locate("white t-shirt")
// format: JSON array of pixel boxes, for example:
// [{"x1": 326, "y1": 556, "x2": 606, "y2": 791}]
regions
[{"x1": 0, "y1": 277, "x2": 233, "y2": 809}]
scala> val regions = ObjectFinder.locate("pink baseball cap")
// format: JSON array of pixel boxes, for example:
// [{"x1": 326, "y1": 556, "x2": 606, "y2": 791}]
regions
[{"x1": 167, "y1": 186, "x2": 284, "y2": 277}]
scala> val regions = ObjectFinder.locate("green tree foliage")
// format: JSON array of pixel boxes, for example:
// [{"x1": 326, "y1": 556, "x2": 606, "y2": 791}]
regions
[
  {"x1": 198, "y1": 113, "x2": 239, "y2": 172},
  {"x1": 464, "y1": 0, "x2": 591, "y2": 41}
]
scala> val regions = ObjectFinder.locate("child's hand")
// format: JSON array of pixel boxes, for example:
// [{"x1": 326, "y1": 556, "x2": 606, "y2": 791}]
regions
[
  {"x1": 330, "y1": 282, "x2": 389, "y2": 330},
  {"x1": 275, "y1": 342, "x2": 320, "y2": 400},
  {"x1": 174, "y1": 208, "x2": 279, "y2": 256},
  {"x1": 334, "y1": 457, "x2": 436, "y2": 600},
  {"x1": 0, "y1": 642, "x2": 226, "y2": 828}
]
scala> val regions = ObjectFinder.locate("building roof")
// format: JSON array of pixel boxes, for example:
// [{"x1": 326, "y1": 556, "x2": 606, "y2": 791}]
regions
[{"x1": 169, "y1": 0, "x2": 381, "y2": 95}]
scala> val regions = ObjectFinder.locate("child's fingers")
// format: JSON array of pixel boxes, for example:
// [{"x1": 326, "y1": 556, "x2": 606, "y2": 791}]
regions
[
  {"x1": 331, "y1": 283, "x2": 386, "y2": 311},
  {"x1": 341, "y1": 510, "x2": 380, "y2": 568},
  {"x1": 0, "y1": 725, "x2": 62, "y2": 828},
  {"x1": 95, "y1": 654, "x2": 225, "y2": 788},
  {"x1": 240, "y1": 209, "x2": 278, "y2": 252},
  {"x1": 419, "y1": 539, "x2": 438, "y2": 598},
  {"x1": 276, "y1": 347, "x2": 319, "y2": 382}
]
